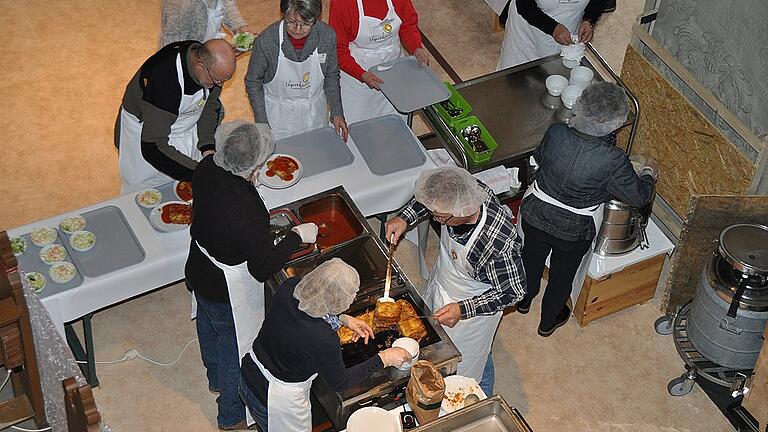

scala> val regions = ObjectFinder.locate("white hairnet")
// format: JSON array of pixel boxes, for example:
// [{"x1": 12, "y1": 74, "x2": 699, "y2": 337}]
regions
[
  {"x1": 413, "y1": 167, "x2": 487, "y2": 217},
  {"x1": 294, "y1": 258, "x2": 360, "y2": 318},
  {"x1": 212, "y1": 120, "x2": 275, "y2": 177},
  {"x1": 569, "y1": 82, "x2": 630, "y2": 137}
]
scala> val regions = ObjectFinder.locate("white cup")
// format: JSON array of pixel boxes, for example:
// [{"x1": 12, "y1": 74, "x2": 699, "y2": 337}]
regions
[
  {"x1": 545, "y1": 75, "x2": 568, "y2": 96},
  {"x1": 561, "y1": 85, "x2": 583, "y2": 109},
  {"x1": 392, "y1": 337, "x2": 420, "y2": 371},
  {"x1": 569, "y1": 66, "x2": 594, "y2": 88},
  {"x1": 562, "y1": 58, "x2": 580, "y2": 69}
]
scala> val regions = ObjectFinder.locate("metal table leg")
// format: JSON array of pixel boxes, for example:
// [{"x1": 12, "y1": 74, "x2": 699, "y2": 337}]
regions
[{"x1": 65, "y1": 313, "x2": 99, "y2": 387}]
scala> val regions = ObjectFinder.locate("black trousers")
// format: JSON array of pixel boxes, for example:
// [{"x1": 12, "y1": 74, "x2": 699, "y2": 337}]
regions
[{"x1": 521, "y1": 221, "x2": 592, "y2": 329}]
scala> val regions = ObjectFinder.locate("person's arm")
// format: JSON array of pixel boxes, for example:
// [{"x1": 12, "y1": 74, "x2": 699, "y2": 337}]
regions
[
  {"x1": 222, "y1": 0, "x2": 248, "y2": 34},
  {"x1": 606, "y1": 154, "x2": 655, "y2": 208},
  {"x1": 316, "y1": 332, "x2": 383, "y2": 392},
  {"x1": 139, "y1": 102, "x2": 198, "y2": 181},
  {"x1": 329, "y1": 0, "x2": 367, "y2": 81},
  {"x1": 397, "y1": 197, "x2": 431, "y2": 226},
  {"x1": 321, "y1": 27, "x2": 344, "y2": 119},
  {"x1": 244, "y1": 34, "x2": 273, "y2": 123},
  {"x1": 515, "y1": 0, "x2": 558, "y2": 35},
  {"x1": 245, "y1": 218, "x2": 303, "y2": 282},
  {"x1": 581, "y1": 0, "x2": 606, "y2": 27},
  {"x1": 160, "y1": 0, "x2": 197, "y2": 48},
  {"x1": 195, "y1": 86, "x2": 221, "y2": 154},
  {"x1": 394, "y1": 0, "x2": 423, "y2": 54}
]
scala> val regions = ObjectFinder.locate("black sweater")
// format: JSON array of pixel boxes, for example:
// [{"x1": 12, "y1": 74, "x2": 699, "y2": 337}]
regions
[
  {"x1": 515, "y1": 0, "x2": 605, "y2": 36},
  {"x1": 184, "y1": 156, "x2": 302, "y2": 303},
  {"x1": 241, "y1": 278, "x2": 383, "y2": 404}
]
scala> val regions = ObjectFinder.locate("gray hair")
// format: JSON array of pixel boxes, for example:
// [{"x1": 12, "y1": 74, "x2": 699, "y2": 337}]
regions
[
  {"x1": 212, "y1": 121, "x2": 275, "y2": 177},
  {"x1": 281, "y1": 0, "x2": 322, "y2": 22}
]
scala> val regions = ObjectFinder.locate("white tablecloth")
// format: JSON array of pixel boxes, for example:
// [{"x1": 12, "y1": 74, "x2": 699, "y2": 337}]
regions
[{"x1": 9, "y1": 128, "x2": 434, "y2": 338}]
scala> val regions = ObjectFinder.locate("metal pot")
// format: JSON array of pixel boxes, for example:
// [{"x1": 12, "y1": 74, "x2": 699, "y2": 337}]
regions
[{"x1": 593, "y1": 185, "x2": 656, "y2": 256}]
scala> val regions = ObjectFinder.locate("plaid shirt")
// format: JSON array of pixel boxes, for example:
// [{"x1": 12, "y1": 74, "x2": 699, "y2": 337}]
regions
[{"x1": 399, "y1": 182, "x2": 526, "y2": 319}]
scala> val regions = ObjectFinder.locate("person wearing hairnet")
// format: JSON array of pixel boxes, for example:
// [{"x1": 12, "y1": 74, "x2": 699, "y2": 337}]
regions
[
  {"x1": 516, "y1": 82, "x2": 657, "y2": 337},
  {"x1": 245, "y1": 0, "x2": 348, "y2": 141},
  {"x1": 239, "y1": 258, "x2": 410, "y2": 431},
  {"x1": 385, "y1": 167, "x2": 526, "y2": 396},
  {"x1": 497, "y1": 0, "x2": 606, "y2": 70},
  {"x1": 185, "y1": 121, "x2": 318, "y2": 430}
]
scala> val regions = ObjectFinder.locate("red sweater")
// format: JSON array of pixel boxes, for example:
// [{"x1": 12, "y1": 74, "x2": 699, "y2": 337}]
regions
[
  {"x1": 329, "y1": 0, "x2": 423, "y2": 81},
  {"x1": 289, "y1": 35, "x2": 307, "y2": 51}
]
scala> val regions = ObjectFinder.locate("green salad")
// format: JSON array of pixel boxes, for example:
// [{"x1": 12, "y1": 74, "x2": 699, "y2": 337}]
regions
[
  {"x1": 234, "y1": 32, "x2": 255, "y2": 51},
  {"x1": 26, "y1": 272, "x2": 46, "y2": 293},
  {"x1": 11, "y1": 237, "x2": 27, "y2": 256}
]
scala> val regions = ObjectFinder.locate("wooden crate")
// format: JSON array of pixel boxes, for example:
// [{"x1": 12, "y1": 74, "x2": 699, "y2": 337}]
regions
[{"x1": 544, "y1": 254, "x2": 666, "y2": 326}]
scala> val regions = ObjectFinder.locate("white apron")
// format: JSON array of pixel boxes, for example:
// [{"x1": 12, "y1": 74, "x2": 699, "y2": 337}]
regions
[
  {"x1": 424, "y1": 205, "x2": 502, "y2": 383},
  {"x1": 203, "y1": 0, "x2": 226, "y2": 41},
  {"x1": 339, "y1": 0, "x2": 406, "y2": 125},
  {"x1": 248, "y1": 348, "x2": 317, "y2": 431},
  {"x1": 118, "y1": 54, "x2": 206, "y2": 193},
  {"x1": 264, "y1": 21, "x2": 328, "y2": 140},
  {"x1": 516, "y1": 180, "x2": 603, "y2": 303},
  {"x1": 497, "y1": 0, "x2": 587, "y2": 70},
  {"x1": 195, "y1": 241, "x2": 265, "y2": 426}
]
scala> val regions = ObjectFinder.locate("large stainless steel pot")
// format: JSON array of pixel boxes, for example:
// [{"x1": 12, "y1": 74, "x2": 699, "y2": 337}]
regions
[{"x1": 593, "y1": 185, "x2": 656, "y2": 256}]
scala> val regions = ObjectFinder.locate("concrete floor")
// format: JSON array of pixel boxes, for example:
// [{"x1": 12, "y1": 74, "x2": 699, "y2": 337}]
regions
[{"x1": 1, "y1": 0, "x2": 733, "y2": 430}]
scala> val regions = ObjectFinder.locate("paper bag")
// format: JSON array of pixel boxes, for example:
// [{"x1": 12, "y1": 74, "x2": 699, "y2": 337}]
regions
[{"x1": 405, "y1": 360, "x2": 445, "y2": 424}]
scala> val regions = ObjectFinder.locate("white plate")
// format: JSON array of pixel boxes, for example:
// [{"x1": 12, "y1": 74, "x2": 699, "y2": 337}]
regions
[
  {"x1": 440, "y1": 375, "x2": 487, "y2": 415},
  {"x1": 346, "y1": 407, "x2": 401, "y2": 432},
  {"x1": 259, "y1": 153, "x2": 303, "y2": 189},
  {"x1": 149, "y1": 201, "x2": 192, "y2": 232},
  {"x1": 135, "y1": 188, "x2": 163, "y2": 208},
  {"x1": 173, "y1": 181, "x2": 194, "y2": 202},
  {"x1": 59, "y1": 214, "x2": 86, "y2": 234},
  {"x1": 49, "y1": 262, "x2": 76, "y2": 284}
]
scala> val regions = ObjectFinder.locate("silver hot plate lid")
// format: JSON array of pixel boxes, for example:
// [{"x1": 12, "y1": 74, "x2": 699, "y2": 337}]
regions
[{"x1": 717, "y1": 224, "x2": 768, "y2": 276}]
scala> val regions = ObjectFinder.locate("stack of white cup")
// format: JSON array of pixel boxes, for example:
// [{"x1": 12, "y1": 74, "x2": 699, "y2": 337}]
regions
[{"x1": 561, "y1": 66, "x2": 595, "y2": 109}]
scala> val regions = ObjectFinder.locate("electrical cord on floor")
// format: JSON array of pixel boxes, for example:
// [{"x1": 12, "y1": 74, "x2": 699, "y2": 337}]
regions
[
  {"x1": 1, "y1": 369, "x2": 11, "y2": 391},
  {"x1": 11, "y1": 426, "x2": 52, "y2": 432},
  {"x1": 75, "y1": 339, "x2": 199, "y2": 367}
]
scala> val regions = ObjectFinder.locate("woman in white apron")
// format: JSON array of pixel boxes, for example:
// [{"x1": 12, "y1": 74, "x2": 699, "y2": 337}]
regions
[
  {"x1": 497, "y1": 0, "x2": 604, "y2": 70},
  {"x1": 515, "y1": 83, "x2": 657, "y2": 336},
  {"x1": 185, "y1": 121, "x2": 319, "y2": 430},
  {"x1": 246, "y1": 0, "x2": 348, "y2": 141},
  {"x1": 239, "y1": 259, "x2": 410, "y2": 431},
  {"x1": 160, "y1": 0, "x2": 250, "y2": 47},
  {"x1": 385, "y1": 167, "x2": 527, "y2": 396},
  {"x1": 330, "y1": 0, "x2": 429, "y2": 125}
]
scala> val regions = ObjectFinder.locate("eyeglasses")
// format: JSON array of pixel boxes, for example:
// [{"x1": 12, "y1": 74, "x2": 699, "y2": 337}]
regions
[
  {"x1": 285, "y1": 17, "x2": 316, "y2": 29},
  {"x1": 431, "y1": 212, "x2": 455, "y2": 224},
  {"x1": 201, "y1": 62, "x2": 225, "y2": 87}
]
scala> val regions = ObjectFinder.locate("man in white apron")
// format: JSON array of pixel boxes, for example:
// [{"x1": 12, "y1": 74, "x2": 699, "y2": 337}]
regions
[
  {"x1": 246, "y1": 1, "x2": 348, "y2": 141},
  {"x1": 115, "y1": 39, "x2": 236, "y2": 193},
  {"x1": 515, "y1": 82, "x2": 657, "y2": 336},
  {"x1": 184, "y1": 121, "x2": 319, "y2": 430},
  {"x1": 330, "y1": 0, "x2": 430, "y2": 125},
  {"x1": 497, "y1": 0, "x2": 605, "y2": 70},
  {"x1": 160, "y1": 0, "x2": 251, "y2": 48},
  {"x1": 386, "y1": 167, "x2": 526, "y2": 396}
]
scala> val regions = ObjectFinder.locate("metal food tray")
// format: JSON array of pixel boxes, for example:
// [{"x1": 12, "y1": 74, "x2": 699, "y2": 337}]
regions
[
  {"x1": 413, "y1": 395, "x2": 532, "y2": 432},
  {"x1": 16, "y1": 228, "x2": 84, "y2": 298},
  {"x1": 274, "y1": 127, "x2": 354, "y2": 178},
  {"x1": 348, "y1": 114, "x2": 427, "y2": 176},
  {"x1": 370, "y1": 55, "x2": 450, "y2": 113},
  {"x1": 74, "y1": 206, "x2": 146, "y2": 278},
  {"x1": 135, "y1": 181, "x2": 180, "y2": 232}
]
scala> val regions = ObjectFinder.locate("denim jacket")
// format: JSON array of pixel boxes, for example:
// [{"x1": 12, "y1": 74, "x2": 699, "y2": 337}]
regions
[{"x1": 520, "y1": 123, "x2": 655, "y2": 242}]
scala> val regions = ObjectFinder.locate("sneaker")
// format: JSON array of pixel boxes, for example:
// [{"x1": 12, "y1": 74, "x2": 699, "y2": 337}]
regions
[
  {"x1": 516, "y1": 298, "x2": 532, "y2": 314},
  {"x1": 603, "y1": 0, "x2": 616, "y2": 13},
  {"x1": 538, "y1": 306, "x2": 570, "y2": 337}
]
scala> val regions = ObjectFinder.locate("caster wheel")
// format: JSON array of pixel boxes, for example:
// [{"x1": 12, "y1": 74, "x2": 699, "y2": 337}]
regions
[
  {"x1": 655, "y1": 315, "x2": 674, "y2": 335},
  {"x1": 667, "y1": 376, "x2": 694, "y2": 396}
]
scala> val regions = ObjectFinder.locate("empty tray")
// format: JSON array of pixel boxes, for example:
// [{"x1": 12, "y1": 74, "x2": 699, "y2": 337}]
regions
[
  {"x1": 73, "y1": 206, "x2": 146, "y2": 278},
  {"x1": 348, "y1": 114, "x2": 427, "y2": 176},
  {"x1": 274, "y1": 127, "x2": 355, "y2": 178},
  {"x1": 16, "y1": 228, "x2": 84, "y2": 298},
  {"x1": 370, "y1": 55, "x2": 450, "y2": 113}
]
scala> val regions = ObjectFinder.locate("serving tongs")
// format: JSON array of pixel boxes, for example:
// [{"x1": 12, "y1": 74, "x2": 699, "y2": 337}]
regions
[{"x1": 379, "y1": 234, "x2": 396, "y2": 303}]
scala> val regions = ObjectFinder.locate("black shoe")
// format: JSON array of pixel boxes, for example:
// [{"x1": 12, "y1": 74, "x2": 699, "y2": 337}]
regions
[
  {"x1": 516, "y1": 298, "x2": 532, "y2": 314},
  {"x1": 603, "y1": 0, "x2": 616, "y2": 13},
  {"x1": 538, "y1": 306, "x2": 570, "y2": 337}
]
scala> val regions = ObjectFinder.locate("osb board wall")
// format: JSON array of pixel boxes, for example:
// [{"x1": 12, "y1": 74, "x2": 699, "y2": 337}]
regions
[
  {"x1": 662, "y1": 195, "x2": 768, "y2": 313},
  {"x1": 618, "y1": 46, "x2": 756, "y2": 218}
]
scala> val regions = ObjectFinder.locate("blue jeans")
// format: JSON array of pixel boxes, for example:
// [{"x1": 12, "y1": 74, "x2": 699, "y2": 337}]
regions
[
  {"x1": 479, "y1": 352, "x2": 494, "y2": 396},
  {"x1": 239, "y1": 376, "x2": 268, "y2": 431},
  {"x1": 195, "y1": 292, "x2": 245, "y2": 428}
]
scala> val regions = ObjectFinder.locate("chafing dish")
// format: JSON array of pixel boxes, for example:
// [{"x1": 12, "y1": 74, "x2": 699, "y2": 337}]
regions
[
  {"x1": 412, "y1": 395, "x2": 533, "y2": 432},
  {"x1": 264, "y1": 186, "x2": 461, "y2": 430}
]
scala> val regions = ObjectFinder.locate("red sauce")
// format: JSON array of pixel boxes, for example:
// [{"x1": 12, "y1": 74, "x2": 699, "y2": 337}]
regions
[
  {"x1": 266, "y1": 156, "x2": 299, "y2": 181},
  {"x1": 176, "y1": 181, "x2": 193, "y2": 202},
  {"x1": 161, "y1": 203, "x2": 192, "y2": 225},
  {"x1": 266, "y1": 169, "x2": 275, "y2": 177}
]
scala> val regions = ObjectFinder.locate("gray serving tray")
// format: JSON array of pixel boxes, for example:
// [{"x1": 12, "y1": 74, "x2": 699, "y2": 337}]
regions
[
  {"x1": 274, "y1": 127, "x2": 355, "y2": 178},
  {"x1": 73, "y1": 206, "x2": 146, "y2": 278},
  {"x1": 348, "y1": 114, "x2": 427, "y2": 176},
  {"x1": 370, "y1": 55, "x2": 450, "y2": 113},
  {"x1": 17, "y1": 228, "x2": 84, "y2": 298},
  {"x1": 135, "y1": 181, "x2": 179, "y2": 232}
]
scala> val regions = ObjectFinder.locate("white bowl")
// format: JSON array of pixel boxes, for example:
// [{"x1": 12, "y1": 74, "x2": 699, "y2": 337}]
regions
[
  {"x1": 346, "y1": 406, "x2": 400, "y2": 432},
  {"x1": 392, "y1": 337, "x2": 420, "y2": 371},
  {"x1": 561, "y1": 85, "x2": 583, "y2": 109},
  {"x1": 69, "y1": 230, "x2": 96, "y2": 252},
  {"x1": 569, "y1": 66, "x2": 594, "y2": 87},
  {"x1": 545, "y1": 75, "x2": 568, "y2": 96}
]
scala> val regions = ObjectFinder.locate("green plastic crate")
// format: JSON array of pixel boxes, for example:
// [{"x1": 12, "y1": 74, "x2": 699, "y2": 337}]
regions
[
  {"x1": 451, "y1": 116, "x2": 498, "y2": 165},
  {"x1": 433, "y1": 82, "x2": 472, "y2": 126}
]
